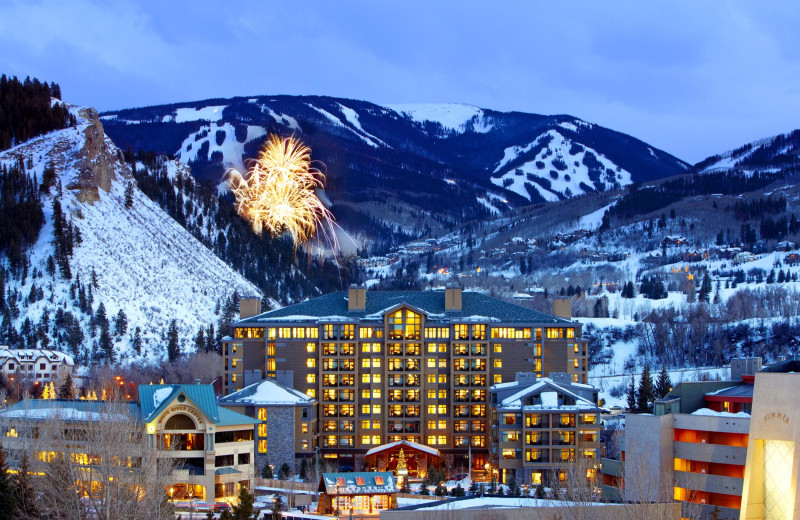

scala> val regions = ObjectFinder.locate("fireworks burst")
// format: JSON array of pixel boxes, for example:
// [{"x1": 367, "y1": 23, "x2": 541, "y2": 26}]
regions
[{"x1": 227, "y1": 134, "x2": 335, "y2": 246}]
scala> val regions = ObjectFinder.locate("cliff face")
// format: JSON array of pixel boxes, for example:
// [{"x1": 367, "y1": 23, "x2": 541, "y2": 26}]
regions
[{"x1": 66, "y1": 107, "x2": 128, "y2": 204}]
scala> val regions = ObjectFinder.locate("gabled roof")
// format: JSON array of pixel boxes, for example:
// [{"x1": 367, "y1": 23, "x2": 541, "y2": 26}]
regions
[
  {"x1": 364, "y1": 439, "x2": 441, "y2": 457},
  {"x1": 0, "y1": 346, "x2": 75, "y2": 366},
  {"x1": 218, "y1": 379, "x2": 314, "y2": 406},
  {"x1": 319, "y1": 472, "x2": 398, "y2": 495},
  {"x1": 492, "y1": 378, "x2": 604, "y2": 412},
  {"x1": 236, "y1": 291, "x2": 570, "y2": 325},
  {"x1": 139, "y1": 384, "x2": 258, "y2": 426}
]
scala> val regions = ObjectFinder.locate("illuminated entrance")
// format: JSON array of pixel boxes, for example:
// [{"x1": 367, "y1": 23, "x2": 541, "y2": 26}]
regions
[
  {"x1": 168, "y1": 483, "x2": 205, "y2": 501},
  {"x1": 317, "y1": 472, "x2": 398, "y2": 515},
  {"x1": 363, "y1": 440, "x2": 442, "y2": 478}
]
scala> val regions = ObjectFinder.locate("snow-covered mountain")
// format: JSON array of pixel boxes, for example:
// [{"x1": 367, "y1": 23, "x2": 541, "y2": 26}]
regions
[
  {"x1": 100, "y1": 96, "x2": 689, "y2": 248},
  {"x1": 0, "y1": 104, "x2": 260, "y2": 365},
  {"x1": 695, "y1": 129, "x2": 800, "y2": 174}
]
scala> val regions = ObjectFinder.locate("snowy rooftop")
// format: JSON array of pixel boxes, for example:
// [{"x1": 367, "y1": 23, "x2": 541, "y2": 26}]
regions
[
  {"x1": 364, "y1": 439, "x2": 440, "y2": 457},
  {"x1": 0, "y1": 346, "x2": 74, "y2": 366},
  {"x1": 218, "y1": 379, "x2": 314, "y2": 406},
  {"x1": 691, "y1": 408, "x2": 751, "y2": 418}
]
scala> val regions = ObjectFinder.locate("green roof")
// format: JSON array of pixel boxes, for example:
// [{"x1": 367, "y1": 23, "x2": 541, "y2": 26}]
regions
[
  {"x1": 237, "y1": 290, "x2": 569, "y2": 325},
  {"x1": 139, "y1": 384, "x2": 256, "y2": 426},
  {"x1": 319, "y1": 472, "x2": 398, "y2": 495}
]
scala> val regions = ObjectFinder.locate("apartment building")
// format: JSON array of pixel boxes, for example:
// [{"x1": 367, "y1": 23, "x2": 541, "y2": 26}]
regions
[
  {"x1": 217, "y1": 378, "x2": 317, "y2": 472},
  {"x1": 0, "y1": 345, "x2": 74, "y2": 383},
  {"x1": 603, "y1": 359, "x2": 761, "y2": 520},
  {"x1": 490, "y1": 373, "x2": 605, "y2": 485},
  {"x1": 0, "y1": 384, "x2": 257, "y2": 503},
  {"x1": 223, "y1": 286, "x2": 588, "y2": 475}
]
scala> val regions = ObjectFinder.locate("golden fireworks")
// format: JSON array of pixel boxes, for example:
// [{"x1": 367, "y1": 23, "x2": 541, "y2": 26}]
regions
[{"x1": 227, "y1": 134, "x2": 334, "y2": 245}]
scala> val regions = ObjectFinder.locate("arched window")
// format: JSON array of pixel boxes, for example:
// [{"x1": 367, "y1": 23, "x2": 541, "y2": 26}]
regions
[{"x1": 165, "y1": 414, "x2": 197, "y2": 430}]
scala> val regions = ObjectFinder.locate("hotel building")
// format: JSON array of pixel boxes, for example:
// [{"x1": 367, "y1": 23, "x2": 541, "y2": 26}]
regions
[
  {"x1": 223, "y1": 287, "x2": 587, "y2": 475},
  {"x1": 491, "y1": 373, "x2": 605, "y2": 485}
]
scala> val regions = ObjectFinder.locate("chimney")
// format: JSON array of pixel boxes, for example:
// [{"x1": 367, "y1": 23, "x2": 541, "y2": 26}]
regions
[
  {"x1": 445, "y1": 283, "x2": 462, "y2": 311},
  {"x1": 348, "y1": 285, "x2": 366, "y2": 311},
  {"x1": 552, "y1": 299, "x2": 571, "y2": 320},
  {"x1": 239, "y1": 296, "x2": 262, "y2": 319}
]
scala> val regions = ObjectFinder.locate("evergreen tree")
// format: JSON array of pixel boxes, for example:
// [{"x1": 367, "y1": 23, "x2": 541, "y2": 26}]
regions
[
  {"x1": 0, "y1": 443, "x2": 16, "y2": 520},
  {"x1": 58, "y1": 372, "x2": 74, "y2": 399},
  {"x1": 655, "y1": 365, "x2": 672, "y2": 399},
  {"x1": 261, "y1": 459, "x2": 273, "y2": 479},
  {"x1": 194, "y1": 328, "x2": 205, "y2": 352},
  {"x1": 124, "y1": 181, "x2": 135, "y2": 209},
  {"x1": 13, "y1": 453, "x2": 37, "y2": 520},
  {"x1": 626, "y1": 375, "x2": 637, "y2": 411},
  {"x1": 488, "y1": 474, "x2": 497, "y2": 494},
  {"x1": 231, "y1": 486, "x2": 255, "y2": 520},
  {"x1": 277, "y1": 462, "x2": 292, "y2": 480},
  {"x1": 698, "y1": 273, "x2": 712, "y2": 303},
  {"x1": 271, "y1": 495, "x2": 284, "y2": 520},
  {"x1": 167, "y1": 319, "x2": 180, "y2": 362},
  {"x1": 114, "y1": 309, "x2": 128, "y2": 336},
  {"x1": 637, "y1": 364, "x2": 655, "y2": 413},
  {"x1": 132, "y1": 326, "x2": 142, "y2": 355}
]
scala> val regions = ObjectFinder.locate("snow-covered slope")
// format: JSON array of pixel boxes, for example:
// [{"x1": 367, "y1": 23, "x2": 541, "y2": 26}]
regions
[
  {"x1": 1, "y1": 106, "x2": 260, "y2": 365},
  {"x1": 490, "y1": 128, "x2": 632, "y2": 201},
  {"x1": 386, "y1": 103, "x2": 494, "y2": 134},
  {"x1": 696, "y1": 129, "x2": 800, "y2": 174}
]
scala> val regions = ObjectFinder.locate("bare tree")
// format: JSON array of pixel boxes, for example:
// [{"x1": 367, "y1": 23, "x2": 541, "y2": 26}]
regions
[{"x1": 8, "y1": 398, "x2": 177, "y2": 520}]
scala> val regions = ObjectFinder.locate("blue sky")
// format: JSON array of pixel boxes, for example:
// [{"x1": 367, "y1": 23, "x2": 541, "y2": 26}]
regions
[{"x1": 1, "y1": 0, "x2": 798, "y2": 162}]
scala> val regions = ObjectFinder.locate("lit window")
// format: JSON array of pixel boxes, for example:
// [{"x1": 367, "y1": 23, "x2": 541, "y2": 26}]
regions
[
  {"x1": 427, "y1": 405, "x2": 437, "y2": 414},
  {"x1": 362, "y1": 374, "x2": 371, "y2": 383},
  {"x1": 307, "y1": 358, "x2": 316, "y2": 368},
  {"x1": 258, "y1": 440, "x2": 267, "y2": 453},
  {"x1": 258, "y1": 424, "x2": 267, "y2": 437},
  {"x1": 307, "y1": 389, "x2": 316, "y2": 398},
  {"x1": 426, "y1": 358, "x2": 436, "y2": 368},
  {"x1": 302, "y1": 440, "x2": 308, "y2": 449},
  {"x1": 307, "y1": 374, "x2": 316, "y2": 384},
  {"x1": 438, "y1": 374, "x2": 447, "y2": 384},
  {"x1": 258, "y1": 408, "x2": 267, "y2": 421},
  {"x1": 438, "y1": 405, "x2": 447, "y2": 414},
  {"x1": 302, "y1": 423, "x2": 308, "y2": 434},
  {"x1": 362, "y1": 405, "x2": 371, "y2": 414},
  {"x1": 373, "y1": 374, "x2": 382, "y2": 383},
  {"x1": 427, "y1": 389, "x2": 436, "y2": 399},
  {"x1": 574, "y1": 359, "x2": 579, "y2": 368},
  {"x1": 372, "y1": 405, "x2": 381, "y2": 414},
  {"x1": 439, "y1": 390, "x2": 447, "y2": 398},
  {"x1": 567, "y1": 328, "x2": 575, "y2": 338},
  {"x1": 493, "y1": 374, "x2": 502, "y2": 384},
  {"x1": 493, "y1": 359, "x2": 502, "y2": 368},
  {"x1": 494, "y1": 344, "x2": 502, "y2": 353},
  {"x1": 307, "y1": 343, "x2": 316, "y2": 353}
]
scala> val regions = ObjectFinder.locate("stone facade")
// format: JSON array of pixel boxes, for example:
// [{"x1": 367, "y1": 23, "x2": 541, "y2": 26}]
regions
[{"x1": 264, "y1": 406, "x2": 295, "y2": 472}]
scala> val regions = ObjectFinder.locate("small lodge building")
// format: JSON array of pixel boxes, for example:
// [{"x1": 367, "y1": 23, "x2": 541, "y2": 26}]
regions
[
  {"x1": 317, "y1": 472, "x2": 398, "y2": 515},
  {"x1": 362, "y1": 439, "x2": 442, "y2": 478}
]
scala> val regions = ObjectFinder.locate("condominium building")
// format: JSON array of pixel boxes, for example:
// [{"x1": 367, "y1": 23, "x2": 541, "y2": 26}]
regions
[
  {"x1": 0, "y1": 345, "x2": 74, "y2": 383},
  {"x1": 491, "y1": 373, "x2": 604, "y2": 486},
  {"x1": 0, "y1": 384, "x2": 258, "y2": 504},
  {"x1": 223, "y1": 287, "x2": 587, "y2": 475},
  {"x1": 603, "y1": 358, "x2": 762, "y2": 520},
  {"x1": 217, "y1": 378, "x2": 317, "y2": 472}
]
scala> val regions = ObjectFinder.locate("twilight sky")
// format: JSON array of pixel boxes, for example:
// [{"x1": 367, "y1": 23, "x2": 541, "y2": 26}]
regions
[{"x1": 1, "y1": 0, "x2": 798, "y2": 163}]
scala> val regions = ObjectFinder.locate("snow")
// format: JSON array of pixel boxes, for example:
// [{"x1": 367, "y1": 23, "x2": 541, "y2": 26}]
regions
[
  {"x1": 307, "y1": 104, "x2": 384, "y2": 148},
  {"x1": 0, "y1": 106, "x2": 260, "y2": 364},
  {"x1": 0, "y1": 407, "x2": 130, "y2": 422},
  {"x1": 490, "y1": 129, "x2": 632, "y2": 201},
  {"x1": 540, "y1": 391, "x2": 558, "y2": 408},
  {"x1": 412, "y1": 497, "x2": 611, "y2": 511},
  {"x1": 176, "y1": 122, "x2": 266, "y2": 171},
  {"x1": 173, "y1": 105, "x2": 226, "y2": 123},
  {"x1": 691, "y1": 408, "x2": 751, "y2": 418},
  {"x1": 364, "y1": 439, "x2": 440, "y2": 457},
  {"x1": 386, "y1": 103, "x2": 492, "y2": 134},
  {"x1": 262, "y1": 106, "x2": 300, "y2": 131},
  {"x1": 337, "y1": 103, "x2": 389, "y2": 148},
  {"x1": 227, "y1": 380, "x2": 313, "y2": 405},
  {"x1": 153, "y1": 387, "x2": 173, "y2": 410},
  {"x1": 577, "y1": 203, "x2": 615, "y2": 230}
]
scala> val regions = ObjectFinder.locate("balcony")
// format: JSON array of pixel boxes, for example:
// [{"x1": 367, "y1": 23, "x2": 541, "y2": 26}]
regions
[
  {"x1": 686, "y1": 503, "x2": 741, "y2": 520},
  {"x1": 601, "y1": 458, "x2": 624, "y2": 478},
  {"x1": 675, "y1": 471, "x2": 743, "y2": 496},
  {"x1": 674, "y1": 441, "x2": 748, "y2": 466}
]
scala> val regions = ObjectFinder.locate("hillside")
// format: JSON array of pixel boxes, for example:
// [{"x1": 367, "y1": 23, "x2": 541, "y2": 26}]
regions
[
  {"x1": 99, "y1": 96, "x2": 689, "y2": 252},
  {"x1": 0, "y1": 103, "x2": 261, "y2": 365}
]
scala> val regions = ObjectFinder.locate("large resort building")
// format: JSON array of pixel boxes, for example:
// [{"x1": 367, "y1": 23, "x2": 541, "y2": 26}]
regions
[{"x1": 223, "y1": 286, "x2": 588, "y2": 476}]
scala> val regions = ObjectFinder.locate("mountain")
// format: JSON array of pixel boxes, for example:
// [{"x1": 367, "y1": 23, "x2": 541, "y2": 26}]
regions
[
  {"x1": 99, "y1": 96, "x2": 690, "y2": 250},
  {"x1": 0, "y1": 103, "x2": 261, "y2": 364},
  {"x1": 695, "y1": 129, "x2": 800, "y2": 174}
]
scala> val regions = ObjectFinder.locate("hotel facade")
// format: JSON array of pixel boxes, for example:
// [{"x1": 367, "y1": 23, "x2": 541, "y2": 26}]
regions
[{"x1": 223, "y1": 287, "x2": 588, "y2": 475}]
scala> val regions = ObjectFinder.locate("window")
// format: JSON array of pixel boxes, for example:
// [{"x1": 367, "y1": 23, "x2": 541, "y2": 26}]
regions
[
  {"x1": 493, "y1": 359, "x2": 502, "y2": 368},
  {"x1": 258, "y1": 440, "x2": 267, "y2": 453},
  {"x1": 235, "y1": 327, "x2": 265, "y2": 339},
  {"x1": 502, "y1": 449, "x2": 517, "y2": 459},
  {"x1": 425, "y1": 327, "x2": 449, "y2": 339},
  {"x1": 301, "y1": 423, "x2": 308, "y2": 434},
  {"x1": 567, "y1": 328, "x2": 575, "y2": 338},
  {"x1": 258, "y1": 424, "x2": 267, "y2": 437},
  {"x1": 258, "y1": 408, "x2": 267, "y2": 421},
  {"x1": 306, "y1": 343, "x2": 316, "y2": 353},
  {"x1": 426, "y1": 358, "x2": 436, "y2": 368},
  {"x1": 546, "y1": 328, "x2": 564, "y2": 339},
  {"x1": 307, "y1": 389, "x2": 316, "y2": 397},
  {"x1": 307, "y1": 374, "x2": 316, "y2": 384},
  {"x1": 302, "y1": 440, "x2": 308, "y2": 449},
  {"x1": 438, "y1": 405, "x2": 447, "y2": 414},
  {"x1": 238, "y1": 453, "x2": 250, "y2": 465},
  {"x1": 493, "y1": 344, "x2": 502, "y2": 353},
  {"x1": 454, "y1": 324, "x2": 469, "y2": 339},
  {"x1": 438, "y1": 359, "x2": 447, "y2": 368},
  {"x1": 362, "y1": 374, "x2": 371, "y2": 383},
  {"x1": 438, "y1": 374, "x2": 447, "y2": 384},
  {"x1": 574, "y1": 359, "x2": 579, "y2": 368},
  {"x1": 493, "y1": 374, "x2": 502, "y2": 384},
  {"x1": 306, "y1": 358, "x2": 316, "y2": 368},
  {"x1": 439, "y1": 390, "x2": 447, "y2": 399}
]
